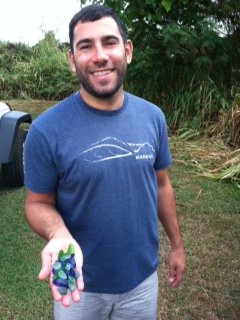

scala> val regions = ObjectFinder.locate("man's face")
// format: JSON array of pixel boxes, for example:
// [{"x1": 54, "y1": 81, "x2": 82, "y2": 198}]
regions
[{"x1": 68, "y1": 17, "x2": 133, "y2": 100}]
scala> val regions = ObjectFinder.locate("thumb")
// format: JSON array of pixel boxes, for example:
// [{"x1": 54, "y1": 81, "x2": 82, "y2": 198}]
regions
[{"x1": 38, "y1": 249, "x2": 53, "y2": 281}]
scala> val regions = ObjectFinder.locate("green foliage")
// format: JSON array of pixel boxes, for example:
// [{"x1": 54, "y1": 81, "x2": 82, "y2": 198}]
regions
[
  {"x1": 0, "y1": 42, "x2": 33, "y2": 99},
  {"x1": 90, "y1": 0, "x2": 240, "y2": 130},
  {"x1": 29, "y1": 32, "x2": 76, "y2": 100},
  {"x1": 0, "y1": 32, "x2": 77, "y2": 100},
  {"x1": 1, "y1": 1, "x2": 240, "y2": 134},
  {"x1": 165, "y1": 77, "x2": 229, "y2": 129}
]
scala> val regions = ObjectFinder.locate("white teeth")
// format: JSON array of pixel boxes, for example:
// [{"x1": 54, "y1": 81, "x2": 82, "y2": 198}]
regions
[{"x1": 93, "y1": 70, "x2": 111, "y2": 76}]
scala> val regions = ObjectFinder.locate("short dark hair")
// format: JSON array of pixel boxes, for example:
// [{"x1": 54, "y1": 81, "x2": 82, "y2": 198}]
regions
[{"x1": 69, "y1": 4, "x2": 127, "y2": 52}]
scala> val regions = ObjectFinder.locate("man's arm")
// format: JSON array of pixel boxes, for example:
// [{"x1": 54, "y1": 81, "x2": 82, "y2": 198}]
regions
[
  {"x1": 156, "y1": 169, "x2": 185, "y2": 288},
  {"x1": 24, "y1": 190, "x2": 84, "y2": 306}
]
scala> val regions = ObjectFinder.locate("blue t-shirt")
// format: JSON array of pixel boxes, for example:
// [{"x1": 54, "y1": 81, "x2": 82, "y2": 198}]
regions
[{"x1": 24, "y1": 91, "x2": 171, "y2": 293}]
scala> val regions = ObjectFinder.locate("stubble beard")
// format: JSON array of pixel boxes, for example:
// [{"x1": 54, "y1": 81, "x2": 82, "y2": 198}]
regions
[{"x1": 75, "y1": 63, "x2": 127, "y2": 100}]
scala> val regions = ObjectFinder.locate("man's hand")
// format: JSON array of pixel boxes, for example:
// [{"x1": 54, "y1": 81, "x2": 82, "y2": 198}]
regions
[
  {"x1": 38, "y1": 238, "x2": 84, "y2": 307},
  {"x1": 167, "y1": 244, "x2": 185, "y2": 288}
]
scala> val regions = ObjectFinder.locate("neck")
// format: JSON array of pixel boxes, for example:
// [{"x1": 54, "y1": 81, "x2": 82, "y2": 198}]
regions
[{"x1": 79, "y1": 87, "x2": 124, "y2": 111}]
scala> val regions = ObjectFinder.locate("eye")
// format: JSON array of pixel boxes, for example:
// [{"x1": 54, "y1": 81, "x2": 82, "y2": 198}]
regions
[
  {"x1": 79, "y1": 45, "x2": 91, "y2": 51},
  {"x1": 104, "y1": 37, "x2": 119, "y2": 47},
  {"x1": 106, "y1": 40, "x2": 116, "y2": 46},
  {"x1": 76, "y1": 42, "x2": 93, "y2": 52}
]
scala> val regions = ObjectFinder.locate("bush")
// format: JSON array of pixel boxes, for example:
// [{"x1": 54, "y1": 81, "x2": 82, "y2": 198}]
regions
[{"x1": 0, "y1": 32, "x2": 77, "y2": 100}]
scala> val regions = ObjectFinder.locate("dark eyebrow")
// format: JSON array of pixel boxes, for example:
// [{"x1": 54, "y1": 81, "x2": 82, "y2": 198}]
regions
[{"x1": 103, "y1": 35, "x2": 120, "y2": 42}]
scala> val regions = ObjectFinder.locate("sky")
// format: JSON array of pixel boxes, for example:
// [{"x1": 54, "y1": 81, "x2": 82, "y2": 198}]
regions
[{"x1": 0, "y1": 0, "x2": 86, "y2": 46}]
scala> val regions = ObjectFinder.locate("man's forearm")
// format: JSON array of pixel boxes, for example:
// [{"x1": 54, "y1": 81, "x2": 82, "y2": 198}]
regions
[
  {"x1": 24, "y1": 190, "x2": 72, "y2": 241},
  {"x1": 25, "y1": 203, "x2": 70, "y2": 240},
  {"x1": 157, "y1": 182, "x2": 183, "y2": 249},
  {"x1": 156, "y1": 169, "x2": 185, "y2": 287}
]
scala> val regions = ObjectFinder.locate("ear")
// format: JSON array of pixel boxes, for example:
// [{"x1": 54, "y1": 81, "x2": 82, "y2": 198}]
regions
[
  {"x1": 125, "y1": 40, "x2": 133, "y2": 64},
  {"x1": 68, "y1": 50, "x2": 76, "y2": 74}
]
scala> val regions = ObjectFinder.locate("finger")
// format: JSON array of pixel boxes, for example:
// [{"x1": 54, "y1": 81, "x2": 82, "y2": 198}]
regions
[
  {"x1": 50, "y1": 280, "x2": 63, "y2": 302},
  {"x1": 168, "y1": 267, "x2": 184, "y2": 288},
  {"x1": 174, "y1": 268, "x2": 184, "y2": 287},
  {"x1": 168, "y1": 264, "x2": 176, "y2": 287},
  {"x1": 74, "y1": 248, "x2": 83, "y2": 271},
  {"x1": 61, "y1": 292, "x2": 71, "y2": 307},
  {"x1": 74, "y1": 248, "x2": 84, "y2": 292},
  {"x1": 168, "y1": 277, "x2": 177, "y2": 288},
  {"x1": 71, "y1": 288, "x2": 81, "y2": 303},
  {"x1": 76, "y1": 271, "x2": 84, "y2": 291},
  {"x1": 169, "y1": 276, "x2": 178, "y2": 288}
]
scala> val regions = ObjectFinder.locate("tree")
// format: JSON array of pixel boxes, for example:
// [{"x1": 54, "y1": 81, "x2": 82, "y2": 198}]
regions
[
  {"x1": 94, "y1": 2, "x2": 237, "y2": 76},
  {"x1": 79, "y1": 1, "x2": 239, "y2": 128}
]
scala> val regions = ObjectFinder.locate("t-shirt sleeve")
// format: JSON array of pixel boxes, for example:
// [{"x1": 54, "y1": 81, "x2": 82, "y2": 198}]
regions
[
  {"x1": 153, "y1": 111, "x2": 172, "y2": 171},
  {"x1": 24, "y1": 124, "x2": 58, "y2": 193}
]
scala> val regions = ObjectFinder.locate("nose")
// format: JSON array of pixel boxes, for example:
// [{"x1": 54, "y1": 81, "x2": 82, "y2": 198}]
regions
[{"x1": 93, "y1": 44, "x2": 108, "y2": 63}]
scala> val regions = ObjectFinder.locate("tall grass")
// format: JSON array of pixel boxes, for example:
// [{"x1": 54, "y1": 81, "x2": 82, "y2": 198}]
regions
[
  {"x1": 210, "y1": 89, "x2": 240, "y2": 147},
  {"x1": 126, "y1": 74, "x2": 229, "y2": 132},
  {"x1": 165, "y1": 77, "x2": 229, "y2": 129},
  {"x1": 30, "y1": 34, "x2": 77, "y2": 100},
  {"x1": 171, "y1": 134, "x2": 240, "y2": 187},
  {"x1": 0, "y1": 33, "x2": 77, "y2": 100}
]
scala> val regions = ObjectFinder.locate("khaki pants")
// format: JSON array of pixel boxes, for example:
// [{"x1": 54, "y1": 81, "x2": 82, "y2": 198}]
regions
[{"x1": 54, "y1": 271, "x2": 158, "y2": 320}]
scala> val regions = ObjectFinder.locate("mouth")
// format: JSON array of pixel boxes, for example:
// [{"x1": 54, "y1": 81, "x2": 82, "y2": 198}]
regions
[{"x1": 91, "y1": 69, "x2": 113, "y2": 77}]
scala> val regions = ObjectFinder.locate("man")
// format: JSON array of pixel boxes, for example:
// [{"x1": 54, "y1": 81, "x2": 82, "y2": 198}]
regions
[{"x1": 24, "y1": 4, "x2": 185, "y2": 320}]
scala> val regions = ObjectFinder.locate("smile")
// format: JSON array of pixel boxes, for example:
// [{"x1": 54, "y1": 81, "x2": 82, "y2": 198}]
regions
[{"x1": 91, "y1": 69, "x2": 113, "y2": 76}]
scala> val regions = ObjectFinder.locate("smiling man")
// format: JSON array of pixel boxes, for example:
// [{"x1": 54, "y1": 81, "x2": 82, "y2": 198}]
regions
[
  {"x1": 68, "y1": 16, "x2": 132, "y2": 105},
  {"x1": 24, "y1": 4, "x2": 185, "y2": 320}
]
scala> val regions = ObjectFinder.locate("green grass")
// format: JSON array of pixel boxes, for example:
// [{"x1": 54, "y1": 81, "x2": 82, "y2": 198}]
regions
[
  {"x1": 158, "y1": 162, "x2": 240, "y2": 319},
  {"x1": 0, "y1": 173, "x2": 52, "y2": 319},
  {"x1": 0, "y1": 100, "x2": 239, "y2": 319}
]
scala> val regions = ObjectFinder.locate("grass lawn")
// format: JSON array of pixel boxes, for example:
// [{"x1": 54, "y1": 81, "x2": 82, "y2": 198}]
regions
[{"x1": 0, "y1": 100, "x2": 239, "y2": 319}]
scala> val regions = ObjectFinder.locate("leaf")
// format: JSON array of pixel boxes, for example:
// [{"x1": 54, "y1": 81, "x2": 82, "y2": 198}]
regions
[{"x1": 162, "y1": 0, "x2": 172, "y2": 12}]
